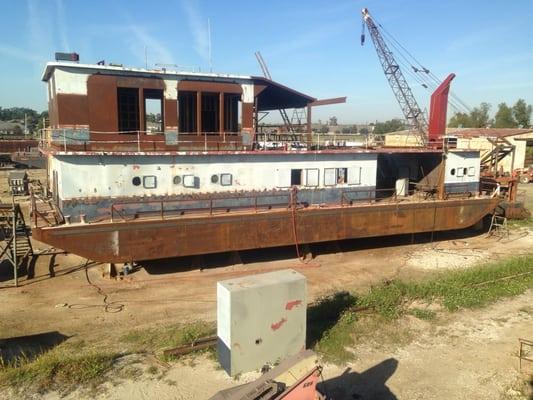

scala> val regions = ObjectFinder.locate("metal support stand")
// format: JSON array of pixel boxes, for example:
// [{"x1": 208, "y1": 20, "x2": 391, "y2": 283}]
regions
[{"x1": 0, "y1": 198, "x2": 34, "y2": 287}]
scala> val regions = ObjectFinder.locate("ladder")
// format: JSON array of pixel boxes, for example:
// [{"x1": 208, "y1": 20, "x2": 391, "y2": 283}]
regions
[
  {"x1": 487, "y1": 213, "x2": 509, "y2": 239},
  {"x1": 0, "y1": 201, "x2": 33, "y2": 286}
]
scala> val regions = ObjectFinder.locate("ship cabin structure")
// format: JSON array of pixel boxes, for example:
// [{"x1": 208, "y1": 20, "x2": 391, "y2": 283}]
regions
[{"x1": 33, "y1": 61, "x2": 499, "y2": 264}]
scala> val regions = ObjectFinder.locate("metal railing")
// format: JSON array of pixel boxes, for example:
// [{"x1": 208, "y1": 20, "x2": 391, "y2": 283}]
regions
[
  {"x1": 110, "y1": 192, "x2": 293, "y2": 222},
  {"x1": 340, "y1": 187, "x2": 398, "y2": 205},
  {"x1": 39, "y1": 128, "x2": 246, "y2": 152}
]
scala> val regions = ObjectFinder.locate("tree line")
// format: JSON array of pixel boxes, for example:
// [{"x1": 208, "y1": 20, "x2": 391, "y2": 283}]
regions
[
  {"x1": 448, "y1": 99, "x2": 531, "y2": 129},
  {"x1": 0, "y1": 107, "x2": 49, "y2": 133}
]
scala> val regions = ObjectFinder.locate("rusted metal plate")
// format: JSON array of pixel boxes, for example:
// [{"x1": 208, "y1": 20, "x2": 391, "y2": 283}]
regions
[{"x1": 32, "y1": 197, "x2": 500, "y2": 263}]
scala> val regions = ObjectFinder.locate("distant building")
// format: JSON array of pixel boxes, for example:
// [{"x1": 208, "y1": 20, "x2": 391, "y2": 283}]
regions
[
  {"x1": 384, "y1": 128, "x2": 533, "y2": 172},
  {"x1": 0, "y1": 121, "x2": 24, "y2": 135}
]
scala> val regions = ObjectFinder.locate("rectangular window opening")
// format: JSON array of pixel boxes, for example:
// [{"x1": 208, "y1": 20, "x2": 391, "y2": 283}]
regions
[
  {"x1": 324, "y1": 168, "x2": 336, "y2": 186},
  {"x1": 224, "y1": 94, "x2": 240, "y2": 132},
  {"x1": 144, "y1": 89, "x2": 164, "y2": 134},
  {"x1": 291, "y1": 169, "x2": 302, "y2": 186},
  {"x1": 143, "y1": 175, "x2": 157, "y2": 189},
  {"x1": 201, "y1": 92, "x2": 219, "y2": 133},
  {"x1": 117, "y1": 87, "x2": 139, "y2": 133},
  {"x1": 337, "y1": 168, "x2": 348, "y2": 184},
  {"x1": 305, "y1": 169, "x2": 319, "y2": 187},
  {"x1": 178, "y1": 91, "x2": 197, "y2": 133},
  {"x1": 221, "y1": 173, "x2": 233, "y2": 186},
  {"x1": 348, "y1": 167, "x2": 362, "y2": 185}
]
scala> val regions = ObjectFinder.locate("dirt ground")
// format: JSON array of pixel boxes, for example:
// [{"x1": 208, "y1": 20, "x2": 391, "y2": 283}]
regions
[{"x1": 0, "y1": 174, "x2": 532, "y2": 399}]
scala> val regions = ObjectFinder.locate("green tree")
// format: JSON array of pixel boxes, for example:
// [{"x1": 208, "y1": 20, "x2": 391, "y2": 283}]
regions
[
  {"x1": 360, "y1": 127, "x2": 369, "y2": 135},
  {"x1": 448, "y1": 112, "x2": 471, "y2": 128},
  {"x1": 373, "y1": 119, "x2": 405, "y2": 134},
  {"x1": 512, "y1": 99, "x2": 532, "y2": 128},
  {"x1": 448, "y1": 102, "x2": 492, "y2": 128},
  {"x1": 469, "y1": 102, "x2": 492, "y2": 127},
  {"x1": 319, "y1": 125, "x2": 329, "y2": 134},
  {"x1": 493, "y1": 102, "x2": 516, "y2": 128}
]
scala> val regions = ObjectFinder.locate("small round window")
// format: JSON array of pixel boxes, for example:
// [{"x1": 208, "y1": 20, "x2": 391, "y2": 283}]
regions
[
  {"x1": 132, "y1": 176, "x2": 141, "y2": 186},
  {"x1": 211, "y1": 174, "x2": 219, "y2": 183},
  {"x1": 173, "y1": 176, "x2": 182, "y2": 185},
  {"x1": 450, "y1": 168, "x2": 456, "y2": 176},
  {"x1": 463, "y1": 168, "x2": 468, "y2": 176}
]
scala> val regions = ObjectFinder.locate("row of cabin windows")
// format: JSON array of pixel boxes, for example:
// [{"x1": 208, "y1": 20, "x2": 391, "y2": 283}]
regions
[
  {"x1": 131, "y1": 174, "x2": 233, "y2": 189},
  {"x1": 289, "y1": 167, "x2": 362, "y2": 187},
  {"x1": 450, "y1": 167, "x2": 476, "y2": 177},
  {"x1": 129, "y1": 167, "x2": 362, "y2": 190},
  {"x1": 117, "y1": 87, "x2": 240, "y2": 134}
]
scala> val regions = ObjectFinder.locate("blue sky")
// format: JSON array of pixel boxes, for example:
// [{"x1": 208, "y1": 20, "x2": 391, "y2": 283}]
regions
[{"x1": 1, "y1": 0, "x2": 532, "y2": 123}]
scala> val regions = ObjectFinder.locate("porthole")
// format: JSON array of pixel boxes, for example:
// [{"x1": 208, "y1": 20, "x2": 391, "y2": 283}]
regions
[
  {"x1": 211, "y1": 174, "x2": 219, "y2": 183},
  {"x1": 450, "y1": 168, "x2": 456, "y2": 176},
  {"x1": 173, "y1": 176, "x2": 182, "y2": 185},
  {"x1": 132, "y1": 176, "x2": 141, "y2": 186}
]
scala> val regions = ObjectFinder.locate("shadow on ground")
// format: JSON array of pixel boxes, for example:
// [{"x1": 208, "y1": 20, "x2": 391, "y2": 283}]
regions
[
  {"x1": 140, "y1": 226, "x2": 485, "y2": 275},
  {"x1": 318, "y1": 358, "x2": 399, "y2": 399},
  {"x1": 306, "y1": 291, "x2": 357, "y2": 348},
  {"x1": 0, "y1": 331, "x2": 69, "y2": 364}
]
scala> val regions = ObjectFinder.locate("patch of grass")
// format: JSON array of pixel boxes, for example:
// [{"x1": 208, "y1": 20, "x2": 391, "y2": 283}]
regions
[
  {"x1": 312, "y1": 256, "x2": 533, "y2": 362},
  {"x1": 508, "y1": 217, "x2": 533, "y2": 229},
  {"x1": 409, "y1": 308, "x2": 437, "y2": 320},
  {"x1": 121, "y1": 321, "x2": 215, "y2": 357},
  {"x1": 0, "y1": 346, "x2": 117, "y2": 395}
]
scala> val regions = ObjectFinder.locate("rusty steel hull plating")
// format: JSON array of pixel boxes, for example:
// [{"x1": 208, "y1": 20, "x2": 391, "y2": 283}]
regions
[{"x1": 32, "y1": 197, "x2": 499, "y2": 263}]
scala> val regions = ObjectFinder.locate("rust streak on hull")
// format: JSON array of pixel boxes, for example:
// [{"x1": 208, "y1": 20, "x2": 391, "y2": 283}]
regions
[{"x1": 32, "y1": 197, "x2": 499, "y2": 263}]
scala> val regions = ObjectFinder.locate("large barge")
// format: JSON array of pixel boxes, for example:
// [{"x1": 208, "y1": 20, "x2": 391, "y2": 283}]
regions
[{"x1": 31, "y1": 61, "x2": 500, "y2": 264}]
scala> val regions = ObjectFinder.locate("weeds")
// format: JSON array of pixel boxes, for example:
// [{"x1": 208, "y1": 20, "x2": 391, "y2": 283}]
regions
[
  {"x1": 0, "y1": 346, "x2": 116, "y2": 395},
  {"x1": 312, "y1": 255, "x2": 533, "y2": 361},
  {"x1": 121, "y1": 321, "x2": 215, "y2": 359}
]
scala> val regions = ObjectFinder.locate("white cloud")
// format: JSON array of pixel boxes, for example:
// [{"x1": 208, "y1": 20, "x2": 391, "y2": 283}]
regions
[
  {"x1": 125, "y1": 24, "x2": 174, "y2": 66},
  {"x1": 0, "y1": 44, "x2": 42, "y2": 62},
  {"x1": 54, "y1": 0, "x2": 70, "y2": 51},
  {"x1": 180, "y1": 0, "x2": 209, "y2": 61}
]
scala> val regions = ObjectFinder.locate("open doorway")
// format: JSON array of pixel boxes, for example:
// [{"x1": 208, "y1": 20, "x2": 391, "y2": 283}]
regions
[{"x1": 144, "y1": 89, "x2": 164, "y2": 134}]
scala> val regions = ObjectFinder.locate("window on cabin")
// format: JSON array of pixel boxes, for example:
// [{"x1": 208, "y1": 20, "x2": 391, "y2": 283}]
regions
[
  {"x1": 202, "y1": 92, "x2": 219, "y2": 133},
  {"x1": 337, "y1": 168, "x2": 348, "y2": 184},
  {"x1": 143, "y1": 175, "x2": 157, "y2": 189},
  {"x1": 117, "y1": 87, "x2": 139, "y2": 133},
  {"x1": 291, "y1": 169, "x2": 302, "y2": 186},
  {"x1": 468, "y1": 167, "x2": 475, "y2": 176},
  {"x1": 305, "y1": 169, "x2": 319, "y2": 187},
  {"x1": 451, "y1": 168, "x2": 456, "y2": 176},
  {"x1": 144, "y1": 89, "x2": 164, "y2": 134},
  {"x1": 324, "y1": 168, "x2": 336, "y2": 186},
  {"x1": 178, "y1": 91, "x2": 197, "y2": 133},
  {"x1": 457, "y1": 167, "x2": 464, "y2": 177},
  {"x1": 224, "y1": 94, "x2": 240, "y2": 132},
  {"x1": 221, "y1": 173, "x2": 233, "y2": 186}
]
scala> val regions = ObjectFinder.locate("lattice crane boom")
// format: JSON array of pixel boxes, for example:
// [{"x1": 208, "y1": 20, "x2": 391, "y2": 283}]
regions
[{"x1": 361, "y1": 8, "x2": 427, "y2": 144}]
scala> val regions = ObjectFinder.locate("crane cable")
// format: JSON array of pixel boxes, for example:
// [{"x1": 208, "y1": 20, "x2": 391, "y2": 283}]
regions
[{"x1": 371, "y1": 13, "x2": 472, "y2": 114}]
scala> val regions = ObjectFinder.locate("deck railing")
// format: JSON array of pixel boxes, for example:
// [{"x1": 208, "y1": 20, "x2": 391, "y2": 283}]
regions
[{"x1": 39, "y1": 128, "x2": 247, "y2": 152}]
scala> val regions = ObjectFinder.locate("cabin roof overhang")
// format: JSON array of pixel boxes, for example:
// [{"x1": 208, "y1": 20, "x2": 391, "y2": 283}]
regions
[
  {"x1": 41, "y1": 62, "x2": 317, "y2": 109},
  {"x1": 252, "y1": 76, "x2": 316, "y2": 111}
]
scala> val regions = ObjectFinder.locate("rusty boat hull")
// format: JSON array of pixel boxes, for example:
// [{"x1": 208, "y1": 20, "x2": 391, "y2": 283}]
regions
[{"x1": 32, "y1": 196, "x2": 499, "y2": 263}]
